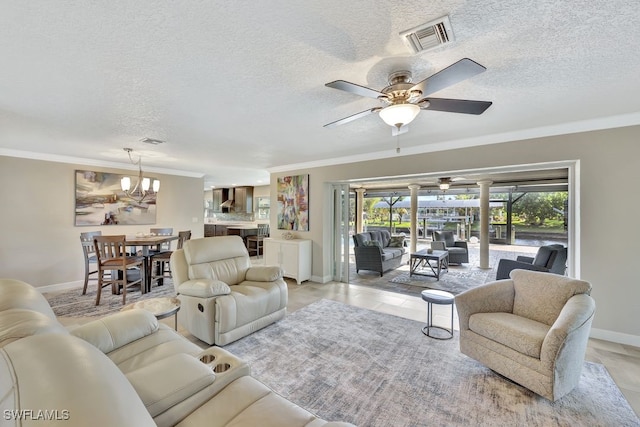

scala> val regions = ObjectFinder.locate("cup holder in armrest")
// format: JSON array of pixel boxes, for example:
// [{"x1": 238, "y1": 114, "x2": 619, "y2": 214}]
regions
[
  {"x1": 200, "y1": 354, "x2": 216, "y2": 364},
  {"x1": 213, "y1": 363, "x2": 231, "y2": 373}
]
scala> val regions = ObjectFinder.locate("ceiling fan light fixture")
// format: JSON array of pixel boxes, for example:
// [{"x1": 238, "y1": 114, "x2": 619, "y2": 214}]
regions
[
  {"x1": 439, "y1": 177, "x2": 451, "y2": 190},
  {"x1": 379, "y1": 103, "x2": 420, "y2": 127}
]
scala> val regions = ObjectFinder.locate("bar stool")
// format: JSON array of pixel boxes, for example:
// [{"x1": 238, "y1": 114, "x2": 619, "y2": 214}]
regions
[{"x1": 420, "y1": 289, "x2": 455, "y2": 340}]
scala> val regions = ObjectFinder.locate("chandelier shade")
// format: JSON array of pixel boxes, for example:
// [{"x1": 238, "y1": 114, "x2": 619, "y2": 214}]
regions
[
  {"x1": 379, "y1": 103, "x2": 420, "y2": 127},
  {"x1": 120, "y1": 148, "x2": 159, "y2": 203}
]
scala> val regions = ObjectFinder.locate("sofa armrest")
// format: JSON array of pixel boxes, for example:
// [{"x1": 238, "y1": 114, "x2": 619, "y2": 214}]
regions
[
  {"x1": 516, "y1": 255, "x2": 535, "y2": 263},
  {"x1": 178, "y1": 279, "x2": 231, "y2": 298},
  {"x1": 541, "y1": 294, "x2": 596, "y2": 365},
  {"x1": 496, "y1": 259, "x2": 549, "y2": 280},
  {"x1": 70, "y1": 309, "x2": 158, "y2": 353},
  {"x1": 453, "y1": 241, "x2": 468, "y2": 250},
  {"x1": 354, "y1": 246, "x2": 383, "y2": 256},
  {"x1": 454, "y1": 280, "x2": 515, "y2": 331},
  {"x1": 245, "y1": 266, "x2": 284, "y2": 282},
  {"x1": 126, "y1": 353, "x2": 216, "y2": 418}
]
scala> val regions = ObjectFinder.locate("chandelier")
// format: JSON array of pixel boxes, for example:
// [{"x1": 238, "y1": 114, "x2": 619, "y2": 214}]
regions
[{"x1": 120, "y1": 148, "x2": 159, "y2": 203}]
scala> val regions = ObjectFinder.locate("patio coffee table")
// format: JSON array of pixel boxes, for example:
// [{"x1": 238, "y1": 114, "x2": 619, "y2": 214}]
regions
[
  {"x1": 409, "y1": 249, "x2": 449, "y2": 280},
  {"x1": 122, "y1": 297, "x2": 181, "y2": 330}
]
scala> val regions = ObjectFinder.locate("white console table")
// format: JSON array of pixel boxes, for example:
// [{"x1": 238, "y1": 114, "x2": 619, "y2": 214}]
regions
[{"x1": 264, "y1": 238, "x2": 312, "y2": 284}]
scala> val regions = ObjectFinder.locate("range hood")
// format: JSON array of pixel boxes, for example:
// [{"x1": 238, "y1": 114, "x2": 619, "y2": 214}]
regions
[{"x1": 220, "y1": 188, "x2": 234, "y2": 208}]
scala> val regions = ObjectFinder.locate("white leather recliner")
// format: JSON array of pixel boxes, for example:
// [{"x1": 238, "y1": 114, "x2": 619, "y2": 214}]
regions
[{"x1": 170, "y1": 236, "x2": 287, "y2": 346}]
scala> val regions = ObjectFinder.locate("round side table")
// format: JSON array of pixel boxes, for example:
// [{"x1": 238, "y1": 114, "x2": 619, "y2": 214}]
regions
[
  {"x1": 420, "y1": 289, "x2": 455, "y2": 340},
  {"x1": 122, "y1": 297, "x2": 181, "y2": 330}
]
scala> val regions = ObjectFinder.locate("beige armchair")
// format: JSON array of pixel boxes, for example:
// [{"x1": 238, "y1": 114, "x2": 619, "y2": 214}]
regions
[
  {"x1": 455, "y1": 270, "x2": 595, "y2": 401},
  {"x1": 170, "y1": 236, "x2": 287, "y2": 346}
]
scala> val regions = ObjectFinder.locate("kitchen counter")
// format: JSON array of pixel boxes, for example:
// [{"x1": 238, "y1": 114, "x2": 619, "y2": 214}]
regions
[{"x1": 205, "y1": 222, "x2": 268, "y2": 237}]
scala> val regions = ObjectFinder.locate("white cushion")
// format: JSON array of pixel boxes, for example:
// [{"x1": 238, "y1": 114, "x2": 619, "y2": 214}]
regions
[
  {"x1": 71, "y1": 309, "x2": 159, "y2": 353},
  {"x1": 0, "y1": 309, "x2": 68, "y2": 348},
  {"x1": 178, "y1": 279, "x2": 231, "y2": 298}
]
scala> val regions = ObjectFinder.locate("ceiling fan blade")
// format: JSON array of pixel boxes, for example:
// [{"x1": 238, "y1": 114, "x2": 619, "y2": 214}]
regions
[
  {"x1": 421, "y1": 98, "x2": 492, "y2": 115},
  {"x1": 410, "y1": 58, "x2": 487, "y2": 97},
  {"x1": 324, "y1": 107, "x2": 382, "y2": 128},
  {"x1": 325, "y1": 80, "x2": 386, "y2": 99}
]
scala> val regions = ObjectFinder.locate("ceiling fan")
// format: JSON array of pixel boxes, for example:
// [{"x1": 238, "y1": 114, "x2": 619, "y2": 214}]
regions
[
  {"x1": 436, "y1": 176, "x2": 466, "y2": 190},
  {"x1": 324, "y1": 58, "x2": 492, "y2": 135}
]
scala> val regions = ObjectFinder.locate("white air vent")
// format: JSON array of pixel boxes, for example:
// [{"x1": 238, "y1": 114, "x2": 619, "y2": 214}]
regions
[
  {"x1": 139, "y1": 137, "x2": 165, "y2": 145},
  {"x1": 399, "y1": 15, "x2": 454, "y2": 54}
]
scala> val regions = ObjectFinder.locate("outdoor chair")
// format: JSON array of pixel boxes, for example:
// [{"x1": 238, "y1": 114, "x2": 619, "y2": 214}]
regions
[
  {"x1": 433, "y1": 231, "x2": 469, "y2": 264},
  {"x1": 496, "y1": 244, "x2": 567, "y2": 280}
]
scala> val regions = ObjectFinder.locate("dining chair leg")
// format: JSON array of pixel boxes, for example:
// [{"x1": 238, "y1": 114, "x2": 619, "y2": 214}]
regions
[
  {"x1": 122, "y1": 271, "x2": 127, "y2": 305},
  {"x1": 96, "y1": 274, "x2": 103, "y2": 306},
  {"x1": 82, "y1": 259, "x2": 89, "y2": 295}
]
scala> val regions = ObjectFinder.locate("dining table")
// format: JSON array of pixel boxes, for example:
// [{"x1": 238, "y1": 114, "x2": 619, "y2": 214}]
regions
[{"x1": 126, "y1": 234, "x2": 179, "y2": 293}]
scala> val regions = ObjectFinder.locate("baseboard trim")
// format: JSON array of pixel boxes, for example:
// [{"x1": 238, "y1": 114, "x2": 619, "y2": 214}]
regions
[
  {"x1": 310, "y1": 274, "x2": 333, "y2": 284},
  {"x1": 590, "y1": 328, "x2": 640, "y2": 347},
  {"x1": 35, "y1": 281, "x2": 82, "y2": 294}
]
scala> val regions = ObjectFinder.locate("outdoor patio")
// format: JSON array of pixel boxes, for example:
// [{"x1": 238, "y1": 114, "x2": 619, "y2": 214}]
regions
[{"x1": 348, "y1": 239, "x2": 549, "y2": 297}]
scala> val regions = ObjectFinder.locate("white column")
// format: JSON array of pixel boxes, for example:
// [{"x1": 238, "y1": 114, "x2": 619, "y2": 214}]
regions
[
  {"x1": 477, "y1": 180, "x2": 493, "y2": 269},
  {"x1": 408, "y1": 184, "x2": 420, "y2": 253},
  {"x1": 354, "y1": 188, "x2": 366, "y2": 234}
]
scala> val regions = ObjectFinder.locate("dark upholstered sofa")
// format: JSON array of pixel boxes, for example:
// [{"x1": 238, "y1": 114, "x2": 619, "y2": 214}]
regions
[
  {"x1": 433, "y1": 231, "x2": 469, "y2": 264},
  {"x1": 353, "y1": 230, "x2": 405, "y2": 276}
]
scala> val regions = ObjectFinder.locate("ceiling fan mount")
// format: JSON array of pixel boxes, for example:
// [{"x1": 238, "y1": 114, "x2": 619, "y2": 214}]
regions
[
  {"x1": 378, "y1": 71, "x2": 423, "y2": 106},
  {"x1": 324, "y1": 58, "x2": 492, "y2": 134}
]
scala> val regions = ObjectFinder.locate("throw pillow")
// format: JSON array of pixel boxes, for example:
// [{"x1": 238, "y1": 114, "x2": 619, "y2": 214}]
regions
[
  {"x1": 364, "y1": 240, "x2": 382, "y2": 248},
  {"x1": 389, "y1": 235, "x2": 405, "y2": 247}
]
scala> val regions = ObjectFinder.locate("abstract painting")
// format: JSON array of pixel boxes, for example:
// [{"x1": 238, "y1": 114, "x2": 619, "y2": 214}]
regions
[
  {"x1": 276, "y1": 174, "x2": 309, "y2": 231},
  {"x1": 75, "y1": 170, "x2": 157, "y2": 226}
]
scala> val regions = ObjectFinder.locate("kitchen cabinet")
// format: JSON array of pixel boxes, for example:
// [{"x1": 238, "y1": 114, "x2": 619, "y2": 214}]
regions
[
  {"x1": 264, "y1": 238, "x2": 311, "y2": 284},
  {"x1": 233, "y1": 186, "x2": 253, "y2": 213},
  {"x1": 212, "y1": 188, "x2": 229, "y2": 212},
  {"x1": 204, "y1": 224, "x2": 229, "y2": 237}
]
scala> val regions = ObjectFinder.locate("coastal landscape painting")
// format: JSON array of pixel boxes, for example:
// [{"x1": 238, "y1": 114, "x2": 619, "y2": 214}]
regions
[{"x1": 75, "y1": 170, "x2": 157, "y2": 226}]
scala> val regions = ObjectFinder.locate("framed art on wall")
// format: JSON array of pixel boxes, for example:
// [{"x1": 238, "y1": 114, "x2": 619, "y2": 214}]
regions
[
  {"x1": 74, "y1": 170, "x2": 157, "y2": 226},
  {"x1": 276, "y1": 174, "x2": 309, "y2": 231}
]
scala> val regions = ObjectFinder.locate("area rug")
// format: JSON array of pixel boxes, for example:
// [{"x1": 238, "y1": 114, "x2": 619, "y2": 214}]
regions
[
  {"x1": 389, "y1": 268, "x2": 492, "y2": 294},
  {"x1": 45, "y1": 282, "x2": 176, "y2": 318},
  {"x1": 372, "y1": 246, "x2": 535, "y2": 295},
  {"x1": 225, "y1": 299, "x2": 639, "y2": 427}
]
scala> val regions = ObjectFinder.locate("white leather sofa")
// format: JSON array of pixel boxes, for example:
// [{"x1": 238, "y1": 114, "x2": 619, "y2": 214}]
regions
[
  {"x1": 0, "y1": 278, "x2": 354, "y2": 427},
  {"x1": 170, "y1": 236, "x2": 287, "y2": 345}
]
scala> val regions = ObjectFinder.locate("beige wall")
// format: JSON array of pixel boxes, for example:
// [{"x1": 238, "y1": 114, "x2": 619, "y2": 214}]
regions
[
  {"x1": 0, "y1": 156, "x2": 204, "y2": 288},
  {"x1": 270, "y1": 125, "x2": 640, "y2": 342}
]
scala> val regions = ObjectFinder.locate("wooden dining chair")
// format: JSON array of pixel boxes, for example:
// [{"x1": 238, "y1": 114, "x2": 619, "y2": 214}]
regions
[
  {"x1": 150, "y1": 227, "x2": 174, "y2": 254},
  {"x1": 93, "y1": 235, "x2": 145, "y2": 306},
  {"x1": 150, "y1": 230, "x2": 191, "y2": 284},
  {"x1": 80, "y1": 231, "x2": 102, "y2": 295},
  {"x1": 246, "y1": 224, "x2": 269, "y2": 258}
]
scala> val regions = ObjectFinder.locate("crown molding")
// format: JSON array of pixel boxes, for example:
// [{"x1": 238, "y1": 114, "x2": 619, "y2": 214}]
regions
[
  {"x1": 267, "y1": 111, "x2": 640, "y2": 173},
  {"x1": 0, "y1": 148, "x2": 204, "y2": 178}
]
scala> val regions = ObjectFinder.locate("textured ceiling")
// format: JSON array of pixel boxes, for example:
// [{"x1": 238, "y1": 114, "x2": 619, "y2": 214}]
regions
[{"x1": 1, "y1": 1, "x2": 639, "y2": 188}]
